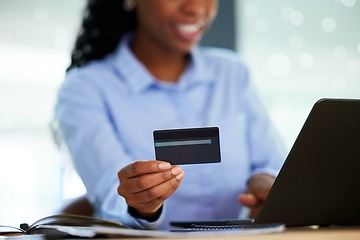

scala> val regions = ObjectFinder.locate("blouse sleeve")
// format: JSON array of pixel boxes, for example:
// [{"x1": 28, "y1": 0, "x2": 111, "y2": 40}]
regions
[{"x1": 56, "y1": 70, "x2": 164, "y2": 229}]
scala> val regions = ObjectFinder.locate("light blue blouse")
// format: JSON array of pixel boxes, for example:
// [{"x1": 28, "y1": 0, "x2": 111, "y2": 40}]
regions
[{"x1": 56, "y1": 33, "x2": 287, "y2": 230}]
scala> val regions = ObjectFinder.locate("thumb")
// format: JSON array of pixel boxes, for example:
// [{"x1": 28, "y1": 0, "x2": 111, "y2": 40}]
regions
[{"x1": 238, "y1": 193, "x2": 258, "y2": 208}]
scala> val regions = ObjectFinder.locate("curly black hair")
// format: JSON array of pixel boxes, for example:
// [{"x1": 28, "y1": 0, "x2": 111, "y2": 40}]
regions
[{"x1": 67, "y1": 0, "x2": 137, "y2": 70}]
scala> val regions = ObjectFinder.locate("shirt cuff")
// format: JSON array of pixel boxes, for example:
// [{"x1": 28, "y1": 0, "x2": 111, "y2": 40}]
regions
[{"x1": 124, "y1": 204, "x2": 166, "y2": 230}]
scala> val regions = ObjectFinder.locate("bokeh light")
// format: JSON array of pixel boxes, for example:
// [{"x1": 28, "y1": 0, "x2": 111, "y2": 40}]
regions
[
  {"x1": 280, "y1": 7, "x2": 293, "y2": 22},
  {"x1": 240, "y1": 0, "x2": 360, "y2": 148},
  {"x1": 289, "y1": 11, "x2": 304, "y2": 26},
  {"x1": 342, "y1": 0, "x2": 357, "y2": 7},
  {"x1": 299, "y1": 53, "x2": 314, "y2": 68},
  {"x1": 321, "y1": 17, "x2": 337, "y2": 32}
]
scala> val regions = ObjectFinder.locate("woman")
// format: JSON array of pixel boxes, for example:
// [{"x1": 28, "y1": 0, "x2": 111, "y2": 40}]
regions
[{"x1": 56, "y1": 0, "x2": 286, "y2": 230}]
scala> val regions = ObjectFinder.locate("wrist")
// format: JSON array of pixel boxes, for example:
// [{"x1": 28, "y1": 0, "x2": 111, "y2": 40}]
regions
[{"x1": 128, "y1": 206, "x2": 162, "y2": 222}]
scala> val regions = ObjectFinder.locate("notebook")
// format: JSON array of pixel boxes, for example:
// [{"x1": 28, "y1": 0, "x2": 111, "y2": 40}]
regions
[{"x1": 172, "y1": 98, "x2": 360, "y2": 229}]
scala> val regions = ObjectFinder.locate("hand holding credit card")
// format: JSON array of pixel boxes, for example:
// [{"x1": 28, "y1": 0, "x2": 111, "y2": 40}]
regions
[{"x1": 153, "y1": 127, "x2": 221, "y2": 165}]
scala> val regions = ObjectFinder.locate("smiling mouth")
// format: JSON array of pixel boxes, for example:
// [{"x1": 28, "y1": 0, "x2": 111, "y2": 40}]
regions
[{"x1": 176, "y1": 20, "x2": 205, "y2": 33}]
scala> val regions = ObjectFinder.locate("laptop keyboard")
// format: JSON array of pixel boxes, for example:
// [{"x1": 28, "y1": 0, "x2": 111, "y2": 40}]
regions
[{"x1": 175, "y1": 223, "x2": 284, "y2": 231}]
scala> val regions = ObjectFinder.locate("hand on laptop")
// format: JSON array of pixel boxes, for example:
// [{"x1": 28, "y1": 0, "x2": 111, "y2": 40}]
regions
[
  {"x1": 238, "y1": 174, "x2": 275, "y2": 218},
  {"x1": 117, "y1": 160, "x2": 185, "y2": 221}
]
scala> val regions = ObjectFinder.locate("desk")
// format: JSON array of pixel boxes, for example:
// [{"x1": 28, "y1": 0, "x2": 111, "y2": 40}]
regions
[
  {"x1": 2, "y1": 226, "x2": 360, "y2": 240},
  {"x1": 116, "y1": 226, "x2": 360, "y2": 240}
]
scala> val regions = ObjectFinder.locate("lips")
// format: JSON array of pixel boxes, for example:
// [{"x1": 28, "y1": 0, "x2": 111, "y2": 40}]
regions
[{"x1": 174, "y1": 20, "x2": 206, "y2": 41}]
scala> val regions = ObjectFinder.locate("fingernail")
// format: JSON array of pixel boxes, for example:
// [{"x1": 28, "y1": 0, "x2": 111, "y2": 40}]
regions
[
  {"x1": 176, "y1": 172, "x2": 184, "y2": 181},
  {"x1": 171, "y1": 166, "x2": 182, "y2": 176},
  {"x1": 159, "y1": 162, "x2": 171, "y2": 170}
]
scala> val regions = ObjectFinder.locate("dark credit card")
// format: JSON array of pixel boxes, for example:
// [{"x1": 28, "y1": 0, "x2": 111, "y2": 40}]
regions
[{"x1": 153, "y1": 127, "x2": 221, "y2": 165}]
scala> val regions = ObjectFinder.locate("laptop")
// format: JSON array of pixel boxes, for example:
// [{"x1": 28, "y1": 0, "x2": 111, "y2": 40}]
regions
[
  {"x1": 255, "y1": 98, "x2": 360, "y2": 227},
  {"x1": 171, "y1": 98, "x2": 360, "y2": 229}
]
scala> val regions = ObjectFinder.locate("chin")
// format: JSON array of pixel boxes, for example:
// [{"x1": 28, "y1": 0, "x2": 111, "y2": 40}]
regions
[{"x1": 177, "y1": 41, "x2": 200, "y2": 54}]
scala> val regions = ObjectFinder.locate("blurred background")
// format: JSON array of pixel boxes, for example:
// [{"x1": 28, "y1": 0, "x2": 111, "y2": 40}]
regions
[{"x1": 0, "y1": 0, "x2": 359, "y2": 227}]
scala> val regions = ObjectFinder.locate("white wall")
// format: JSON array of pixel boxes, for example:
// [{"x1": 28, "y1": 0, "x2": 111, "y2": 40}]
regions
[
  {"x1": 237, "y1": 0, "x2": 360, "y2": 148},
  {"x1": 0, "y1": 0, "x2": 86, "y2": 226}
]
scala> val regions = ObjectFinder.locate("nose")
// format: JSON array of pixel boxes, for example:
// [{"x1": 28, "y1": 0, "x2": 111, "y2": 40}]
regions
[{"x1": 181, "y1": 0, "x2": 207, "y2": 16}]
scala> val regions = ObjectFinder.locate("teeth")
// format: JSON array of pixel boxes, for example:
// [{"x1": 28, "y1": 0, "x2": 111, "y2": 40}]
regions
[
  {"x1": 179, "y1": 24, "x2": 199, "y2": 33},
  {"x1": 177, "y1": 21, "x2": 204, "y2": 33}
]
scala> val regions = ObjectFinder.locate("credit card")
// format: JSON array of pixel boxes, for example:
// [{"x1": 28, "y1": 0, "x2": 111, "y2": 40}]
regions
[{"x1": 153, "y1": 127, "x2": 221, "y2": 165}]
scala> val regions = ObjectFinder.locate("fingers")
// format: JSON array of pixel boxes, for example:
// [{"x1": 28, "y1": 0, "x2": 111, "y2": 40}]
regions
[
  {"x1": 126, "y1": 174, "x2": 184, "y2": 212},
  {"x1": 133, "y1": 172, "x2": 184, "y2": 204},
  {"x1": 126, "y1": 166, "x2": 183, "y2": 194},
  {"x1": 238, "y1": 193, "x2": 258, "y2": 208},
  {"x1": 117, "y1": 160, "x2": 185, "y2": 215},
  {"x1": 247, "y1": 174, "x2": 275, "y2": 202},
  {"x1": 119, "y1": 160, "x2": 171, "y2": 179},
  {"x1": 238, "y1": 174, "x2": 276, "y2": 218},
  {"x1": 238, "y1": 193, "x2": 261, "y2": 219},
  {"x1": 127, "y1": 178, "x2": 183, "y2": 217}
]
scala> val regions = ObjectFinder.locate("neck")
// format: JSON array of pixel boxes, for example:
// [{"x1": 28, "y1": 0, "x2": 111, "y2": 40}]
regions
[{"x1": 131, "y1": 34, "x2": 190, "y2": 83}]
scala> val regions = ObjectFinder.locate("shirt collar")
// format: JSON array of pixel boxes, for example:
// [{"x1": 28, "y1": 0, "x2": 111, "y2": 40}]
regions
[{"x1": 112, "y1": 33, "x2": 215, "y2": 94}]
